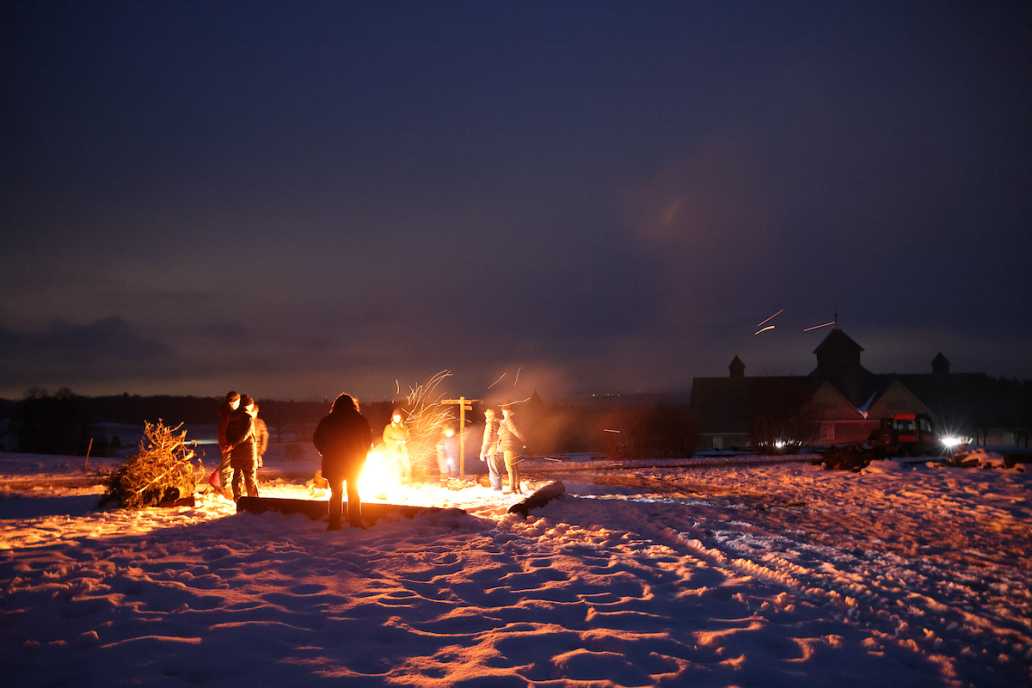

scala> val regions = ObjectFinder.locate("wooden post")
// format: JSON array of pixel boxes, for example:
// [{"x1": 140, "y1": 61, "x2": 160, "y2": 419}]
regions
[
  {"x1": 459, "y1": 396, "x2": 466, "y2": 477},
  {"x1": 84, "y1": 437, "x2": 94, "y2": 473}
]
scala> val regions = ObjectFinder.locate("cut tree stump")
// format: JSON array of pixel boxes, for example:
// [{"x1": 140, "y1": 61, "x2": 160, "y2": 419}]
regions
[
  {"x1": 236, "y1": 497, "x2": 464, "y2": 524},
  {"x1": 507, "y1": 480, "x2": 566, "y2": 518}
]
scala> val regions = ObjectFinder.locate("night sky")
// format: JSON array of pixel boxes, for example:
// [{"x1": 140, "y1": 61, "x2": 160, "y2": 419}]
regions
[{"x1": 5, "y1": 2, "x2": 1031, "y2": 401}]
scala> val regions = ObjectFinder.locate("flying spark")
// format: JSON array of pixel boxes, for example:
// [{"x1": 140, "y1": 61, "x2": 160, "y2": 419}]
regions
[
  {"x1": 756, "y1": 308, "x2": 784, "y2": 328},
  {"x1": 487, "y1": 372, "x2": 508, "y2": 390},
  {"x1": 514, "y1": 367, "x2": 522, "y2": 385},
  {"x1": 753, "y1": 325, "x2": 776, "y2": 336},
  {"x1": 803, "y1": 320, "x2": 836, "y2": 333}
]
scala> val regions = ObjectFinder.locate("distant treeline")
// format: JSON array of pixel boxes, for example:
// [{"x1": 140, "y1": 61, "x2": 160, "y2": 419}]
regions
[
  {"x1": 4, "y1": 389, "x2": 97, "y2": 456},
  {"x1": 0, "y1": 389, "x2": 699, "y2": 458},
  {"x1": 0, "y1": 389, "x2": 353, "y2": 457},
  {"x1": 495, "y1": 394, "x2": 698, "y2": 458}
]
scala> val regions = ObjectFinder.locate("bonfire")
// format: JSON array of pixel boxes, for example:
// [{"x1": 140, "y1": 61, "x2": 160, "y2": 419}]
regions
[{"x1": 358, "y1": 370, "x2": 455, "y2": 500}]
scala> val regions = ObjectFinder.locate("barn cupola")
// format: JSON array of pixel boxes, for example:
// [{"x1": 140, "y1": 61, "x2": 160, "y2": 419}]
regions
[
  {"x1": 932, "y1": 352, "x2": 950, "y2": 376},
  {"x1": 813, "y1": 328, "x2": 864, "y2": 379},
  {"x1": 811, "y1": 327, "x2": 874, "y2": 406},
  {"x1": 729, "y1": 355, "x2": 745, "y2": 379}
]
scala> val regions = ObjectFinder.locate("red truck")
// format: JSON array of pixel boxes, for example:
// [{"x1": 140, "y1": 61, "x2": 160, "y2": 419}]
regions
[{"x1": 867, "y1": 412, "x2": 938, "y2": 457}]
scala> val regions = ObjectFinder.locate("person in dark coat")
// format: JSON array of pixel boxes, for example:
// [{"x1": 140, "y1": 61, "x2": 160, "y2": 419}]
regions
[
  {"x1": 210, "y1": 390, "x2": 240, "y2": 498},
  {"x1": 218, "y1": 390, "x2": 240, "y2": 444},
  {"x1": 226, "y1": 394, "x2": 260, "y2": 500},
  {"x1": 313, "y1": 393, "x2": 372, "y2": 530}
]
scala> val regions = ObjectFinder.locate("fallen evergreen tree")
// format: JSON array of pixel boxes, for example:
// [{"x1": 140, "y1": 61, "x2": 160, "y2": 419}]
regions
[{"x1": 100, "y1": 420, "x2": 199, "y2": 509}]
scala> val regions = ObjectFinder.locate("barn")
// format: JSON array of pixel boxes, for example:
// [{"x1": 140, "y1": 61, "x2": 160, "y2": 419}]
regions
[{"x1": 690, "y1": 327, "x2": 1030, "y2": 450}]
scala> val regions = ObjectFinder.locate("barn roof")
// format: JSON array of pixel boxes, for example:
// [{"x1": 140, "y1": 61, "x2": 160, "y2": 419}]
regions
[{"x1": 813, "y1": 327, "x2": 864, "y2": 354}]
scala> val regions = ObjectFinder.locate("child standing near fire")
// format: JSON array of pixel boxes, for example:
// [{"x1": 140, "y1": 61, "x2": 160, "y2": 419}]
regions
[
  {"x1": 252, "y1": 402, "x2": 269, "y2": 473},
  {"x1": 382, "y1": 409, "x2": 411, "y2": 482},
  {"x1": 436, "y1": 426, "x2": 459, "y2": 480}
]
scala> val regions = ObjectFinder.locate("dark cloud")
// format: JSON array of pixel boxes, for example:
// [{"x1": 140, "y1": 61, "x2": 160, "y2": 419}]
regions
[
  {"x1": 0, "y1": 317, "x2": 173, "y2": 390},
  {"x1": 4, "y1": 2, "x2": 1030, "y2": 398}
]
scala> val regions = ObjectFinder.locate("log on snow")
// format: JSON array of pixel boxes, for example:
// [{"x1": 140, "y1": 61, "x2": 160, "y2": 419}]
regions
[
  {"x1": 160, "y1": 495, "x2": 196, "y2": 508},
  {"x1": 507, "y1": 480, "x2": 566, "y2": 518},
  {"x1": 236, "y1": 497, "x2": 464, "y2": 523}
]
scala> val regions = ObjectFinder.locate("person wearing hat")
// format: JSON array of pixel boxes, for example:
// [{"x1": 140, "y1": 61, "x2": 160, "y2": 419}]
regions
[
  {"x1": 209, "y1": 390, "x2": 240, "y2": 499},
  {"x1": 313, "y1": 393, "x2": 373, "y2": 530},
  {"x1": 225, "y1": 394, "x2": 260, "y2": 500}
]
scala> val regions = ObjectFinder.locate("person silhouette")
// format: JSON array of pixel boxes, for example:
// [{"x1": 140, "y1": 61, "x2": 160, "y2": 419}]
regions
[{"x1": 313, "y1": 393, "x2": 373, "y2": 530}]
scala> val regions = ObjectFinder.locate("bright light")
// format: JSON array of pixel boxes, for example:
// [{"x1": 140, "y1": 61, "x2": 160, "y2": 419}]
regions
[
  {"x1": 940, "y1": 435, "x2": 966, "y2": 449},
  {"x1": 444, "y1": 427, "x2": 455, "y2": 438},
  {"x1": 358, "y1": 448, "x2": 403, "y2": 501},
  {"x1": 774, "y1": 439, "x2": 786, "y2": 450},
  {"x1": 392, "y1": 414, "x2": 402, "y2": 424}
]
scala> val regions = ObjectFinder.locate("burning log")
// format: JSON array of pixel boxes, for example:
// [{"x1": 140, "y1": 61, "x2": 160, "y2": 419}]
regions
[
  {"x1": 236, "y1": 496, "x2": 464, "y2": 524},
  {"x1": 507, "y1": 480, "x2": 566, "y2": 518}
]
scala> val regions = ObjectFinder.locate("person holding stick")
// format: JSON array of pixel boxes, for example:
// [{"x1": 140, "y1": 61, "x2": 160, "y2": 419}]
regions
[{"x1": 225, "y1": 394, "x2": 261, "y2": 500}]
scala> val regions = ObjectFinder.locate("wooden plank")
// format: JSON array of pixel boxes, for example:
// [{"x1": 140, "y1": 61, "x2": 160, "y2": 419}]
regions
[
  {"x1": 236, "y1": 496, "x2": 464, "y2": 523},
  {"x1": 507, "y1": 480, "x2": 566, "y2": 518}
]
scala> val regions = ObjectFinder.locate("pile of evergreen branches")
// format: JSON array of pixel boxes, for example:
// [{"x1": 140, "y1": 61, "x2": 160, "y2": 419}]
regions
[{"x1": 100, "y1": 420, "x2": 199, "y2": 509}]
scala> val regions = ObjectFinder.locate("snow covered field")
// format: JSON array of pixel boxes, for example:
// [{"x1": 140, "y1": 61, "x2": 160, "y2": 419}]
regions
[{"x1": 1, "y1": 455, "x2": 1029, "y2": 687}]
